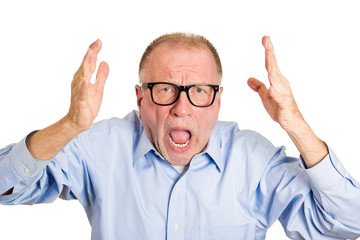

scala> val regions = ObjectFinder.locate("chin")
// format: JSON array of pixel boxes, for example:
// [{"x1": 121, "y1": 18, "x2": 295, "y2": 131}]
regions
[
  {"x1": 168, "y1": 158, "x2": 191, "y2": 166},
  {"x1": 165, "y1": 151, "x2": 193, "y2": 166}
]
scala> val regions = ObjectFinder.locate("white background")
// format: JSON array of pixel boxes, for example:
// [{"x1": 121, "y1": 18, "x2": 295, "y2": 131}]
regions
[{"x1": 1, "y1": 0, "x2": 360, "y2": 239}]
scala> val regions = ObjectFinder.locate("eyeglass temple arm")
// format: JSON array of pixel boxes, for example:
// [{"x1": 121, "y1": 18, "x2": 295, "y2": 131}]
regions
[{"x1": 140, "y1": 83, "x2": 149, "y2": 90}]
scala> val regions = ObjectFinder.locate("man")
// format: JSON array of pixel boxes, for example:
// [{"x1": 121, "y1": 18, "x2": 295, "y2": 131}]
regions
[{"x1": 1, "y1": 33, "x2": 359, "y2": 239}]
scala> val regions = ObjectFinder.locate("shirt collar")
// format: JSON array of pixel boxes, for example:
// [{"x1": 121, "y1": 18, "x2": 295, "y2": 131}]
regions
[
  {"x1": 133, "y1": 118, "x2": 156, "y2": 167},
  {"x1": 133, "y1": 115, "x2": 223, "y2": 172},
  {"x1": 201, "y1": 126, "x2": 223, "y2": 172}
]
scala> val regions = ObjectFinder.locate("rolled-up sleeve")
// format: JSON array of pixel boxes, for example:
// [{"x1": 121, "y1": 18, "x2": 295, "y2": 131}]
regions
[
  {"x1": 304, "y1": 147, "x2": 360, "y2": 234},
  {"x1": 273, "y1": 146, "x2": 360, "y2": 239},
  {"x1": 0, "y1": 134, "x2": 51, "y2": 195},
  {"x1": 305, "y1": 147, "x2": 360, "y2": 189}
]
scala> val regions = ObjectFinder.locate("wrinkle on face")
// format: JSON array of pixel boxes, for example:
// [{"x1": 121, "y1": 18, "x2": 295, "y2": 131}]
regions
[{"x1": 136, "y1": 43, "x2": 221, "y2": 165}]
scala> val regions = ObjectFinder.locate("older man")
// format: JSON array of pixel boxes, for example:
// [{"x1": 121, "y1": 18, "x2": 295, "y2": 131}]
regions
[{"x1": 1, "y1": 33, "x2": 360, "y2": 239}]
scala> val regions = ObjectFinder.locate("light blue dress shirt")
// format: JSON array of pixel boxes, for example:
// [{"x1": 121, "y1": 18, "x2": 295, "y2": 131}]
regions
[{"x1": 1, "y1": 110, "x2": 360, "y2": 239}]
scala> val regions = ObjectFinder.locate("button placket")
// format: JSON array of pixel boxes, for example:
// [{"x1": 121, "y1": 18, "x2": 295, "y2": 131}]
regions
[{"x1": 166, "y1": 176, "x2": 186, "y2": 240}]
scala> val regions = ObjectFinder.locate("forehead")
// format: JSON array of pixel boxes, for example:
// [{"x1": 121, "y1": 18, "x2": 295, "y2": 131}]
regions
[{"x1": 140, "y1": 43, "x2": 219, "y2": 84}]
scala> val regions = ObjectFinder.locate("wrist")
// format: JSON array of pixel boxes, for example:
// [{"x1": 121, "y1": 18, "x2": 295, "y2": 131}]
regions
[
  {"x1": 62, "y1": 114, "x2": 87, "y2": 137},
  {"x1": 285, "y1": 119, "x2": 328, "y2": 168},
  {"x1": 26, "y1": 117, "x2": 82, "y2": 160},
  {"x1": 285, "y1": 118, "x2": 309, "y2": 138}
]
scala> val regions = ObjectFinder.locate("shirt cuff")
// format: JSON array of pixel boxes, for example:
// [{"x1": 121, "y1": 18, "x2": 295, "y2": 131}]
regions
[
  {"x1": 302, "y1": 147, "x2": 348, "y2": 190},
  {"x1": 10, "y1": 134, "x2": 52, "y2": 180}
]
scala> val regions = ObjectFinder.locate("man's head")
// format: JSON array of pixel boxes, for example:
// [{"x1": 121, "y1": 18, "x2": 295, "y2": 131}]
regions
[{"x1": 135, "y1": 33, "x2": 223, "y2": 166}]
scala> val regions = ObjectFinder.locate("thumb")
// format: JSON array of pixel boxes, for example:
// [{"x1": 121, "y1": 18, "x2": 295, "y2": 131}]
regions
[{"x1": 247, "y1": 78, "x2": 268, "y2": 97}]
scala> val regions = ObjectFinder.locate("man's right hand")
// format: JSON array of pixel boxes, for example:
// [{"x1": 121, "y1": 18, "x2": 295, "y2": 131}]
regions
[
  {"x1": 66, "y1": 39, "x2": 109, "y2": 134},
  {"x1": 26, "y1": 40, "x2": 109, "y2": 160}
]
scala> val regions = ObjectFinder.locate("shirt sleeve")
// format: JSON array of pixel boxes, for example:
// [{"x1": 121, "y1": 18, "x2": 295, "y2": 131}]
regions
[
  {"x1": 0, "y1": 131, "x2": 93, "y2": 207},
  {"x1": 0, "y1": 134, "x2": 51, "y2": 195},
  {"x1": 302, "y1": 147, "x2": 360, "y2": 236},
  {"x1": 257, "y1": 146, "x2": 360, "y2": 239}
]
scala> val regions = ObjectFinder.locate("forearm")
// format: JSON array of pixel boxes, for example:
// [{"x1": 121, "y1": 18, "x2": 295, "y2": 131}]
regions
[
  {"x1": 26, "y1": 116, "x2": 80, "y2": 160},
  {"x1": 1, "y1": 39, "x2": 107, "y2": 196},
  {"x1": 247, "y1": 37, "x2": 327, "y2": 168},
  {"x1": 286, "y1": 119, "x2": 328, "y2": 168},
  {"x1": 26, "y1": 40, "x2": 108, "y2": 161}
]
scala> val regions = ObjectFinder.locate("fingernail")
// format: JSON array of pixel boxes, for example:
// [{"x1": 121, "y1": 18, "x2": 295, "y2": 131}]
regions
[{"x1": 89, "y1": 39, "x2": 98, "y2": 48}]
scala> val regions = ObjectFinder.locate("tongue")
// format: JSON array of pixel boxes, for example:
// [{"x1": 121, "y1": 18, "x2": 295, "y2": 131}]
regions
[{"x1": 169, "y1": 130, "x2": 190, "y2": 144}]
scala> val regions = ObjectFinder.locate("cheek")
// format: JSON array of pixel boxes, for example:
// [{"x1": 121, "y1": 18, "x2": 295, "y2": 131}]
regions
[
  {"x1": 139, "y1": 102, "x2": 168, "y2": 140},
  {"x1": 194, "y1": 107, "x2": 219, "y2": 139}
]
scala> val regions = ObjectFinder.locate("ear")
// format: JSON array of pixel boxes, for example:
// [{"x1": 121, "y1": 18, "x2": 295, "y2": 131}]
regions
[
  {"x1": 219, "y1": 86, "x2": 224, "y2": 95},
  {"x1": 135, "y1": 85, "x2": 143, "y2": 119},
  {"x1": 217, "y1": 86, "x2": 223, "y2": 108}
]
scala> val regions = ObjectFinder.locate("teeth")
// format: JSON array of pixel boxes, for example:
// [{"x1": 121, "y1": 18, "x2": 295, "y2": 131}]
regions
[{"x1": 169, "y1": 135, "x2": 190, "y2": 148}]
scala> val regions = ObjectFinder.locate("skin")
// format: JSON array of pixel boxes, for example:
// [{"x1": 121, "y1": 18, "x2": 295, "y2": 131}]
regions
[
  {"x1": 136, "y1": 43, "x2": 223, "y2": 165},
  {"x1": 248, "y1": 36, "x2": 327, "y2": 167},
  {"x1": 2, "y1": 35, "x2": 328, "y2": 195},
  {"x1": 26, "y1": 39, "x2": 109, "y2": 160}
]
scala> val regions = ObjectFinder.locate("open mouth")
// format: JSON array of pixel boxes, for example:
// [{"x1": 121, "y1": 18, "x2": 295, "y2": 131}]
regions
[{"x1": 168, "y1": 130, "x2": 191, "y2": 149}]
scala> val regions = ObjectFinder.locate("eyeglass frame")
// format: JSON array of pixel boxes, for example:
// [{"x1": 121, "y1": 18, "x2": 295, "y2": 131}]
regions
[{"x1": 140, "y1": 82, "x2": 220, "y2": 107}]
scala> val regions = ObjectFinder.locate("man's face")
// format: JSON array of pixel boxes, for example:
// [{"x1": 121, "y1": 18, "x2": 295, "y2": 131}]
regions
[{"x1": 136, "y1": 43, "x2": 222, "y2": 166}]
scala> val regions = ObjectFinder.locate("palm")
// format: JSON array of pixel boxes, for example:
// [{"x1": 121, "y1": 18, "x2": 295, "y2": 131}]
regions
[
  {"x1": 248, "y1": 37, "x2": 303, "y2": 132},
  {"x1": 67, "y1": 39, "x2": 109, "y2": 133}
]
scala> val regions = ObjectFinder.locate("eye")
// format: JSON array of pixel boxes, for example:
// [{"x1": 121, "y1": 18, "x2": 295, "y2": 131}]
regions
[
  {"x1": 195, "y1": 87, "x2": 204, "y2": 94},
  {"x1": 162, "y1": 87, "x2": 171, "y2": 93}
]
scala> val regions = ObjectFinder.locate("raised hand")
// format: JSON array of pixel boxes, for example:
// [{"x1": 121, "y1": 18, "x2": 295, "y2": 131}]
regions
[
  {"x1": 26, "y1": 40, "x2": 109, "y2": 160},
  {"x1": 66, "y1": 39, "x2": 109, "y2": 134},
  {"x1": 247, "y1": 36, "x2": 303, "y2": 133},
  {"x1": 248, "y1": 36, "x2": 327, "y2": 167}
]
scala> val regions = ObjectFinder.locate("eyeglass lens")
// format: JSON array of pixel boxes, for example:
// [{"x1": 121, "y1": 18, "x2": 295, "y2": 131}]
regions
[{"x1": 152, "y1": 83, "x2": 215, "y2": 106}]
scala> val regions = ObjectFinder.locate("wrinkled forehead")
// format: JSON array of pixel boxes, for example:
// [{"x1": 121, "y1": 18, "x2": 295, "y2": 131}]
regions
[{"x1": 139, "y1": 43, "x2": 219, "y2": 85}]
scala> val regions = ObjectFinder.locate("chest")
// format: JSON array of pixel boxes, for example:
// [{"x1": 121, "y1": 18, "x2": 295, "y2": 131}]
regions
[{"x1": 89, "y1": 152, "x2": 262, "y2": 239}]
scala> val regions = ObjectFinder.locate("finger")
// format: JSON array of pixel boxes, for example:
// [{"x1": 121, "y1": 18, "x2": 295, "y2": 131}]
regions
[
  {"x1": 73, "y1": 39, "x2": 103, "y2": 82},
  {"x1": 262, "y1": 36, "x2": 282, "y2": 84},
  {"x1": 89, "y1": 39, "x2": 102, "y2": 55},
  {"x1": 248, "y1": 78, "x2": 277, "y2": 118},
  {"x1": 95, "y1": 61, "x2": 109, "y2": 90},
  {"x1": 247, "y1": 77, "x2": 268, "y2": 97},
  {"x1": 82, "y1": 39, "x2": 102, "y2": 80}
]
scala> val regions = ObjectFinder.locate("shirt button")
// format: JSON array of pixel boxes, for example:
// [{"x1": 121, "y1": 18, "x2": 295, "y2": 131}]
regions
[
  {"x1": 175, "y1": 183, "x2": 180, "y2": 190},
  {"x1": 336, "y1": 162, "x2": 342, "y2": 170},
  {"x1": 174, "y1": 223, "x2": 179, "y2": 231},
  {"x1": 24, "y1": 167, "x2": 30, "y2": 173}
]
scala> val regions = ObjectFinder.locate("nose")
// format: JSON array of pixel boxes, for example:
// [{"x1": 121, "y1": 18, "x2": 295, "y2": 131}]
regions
[{"x1": 170, "y1": 92, "x2": 193, "y2": 118}]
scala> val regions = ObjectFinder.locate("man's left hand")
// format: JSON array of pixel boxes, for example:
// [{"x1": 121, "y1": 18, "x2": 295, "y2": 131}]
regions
[
  {"x1": 247, "y1": 36, "x2": 328, "y2": 168},
  {"x1": 247, "y1": 36, "x2": 304, "y2": 134}
]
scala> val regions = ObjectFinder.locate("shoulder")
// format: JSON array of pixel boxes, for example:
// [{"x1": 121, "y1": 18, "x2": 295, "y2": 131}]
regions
[
  {"x1": 73, "y1": 110, "x2": 143, "y2": 149},
  {"x1": 213, "y1": 120, "x2": 286, "y2": 169},
  {"x1": 214, "y1": 120, "x2": 275, "y2": 151},
  {"x1": 90, "y1": 110, "x2": 141, "y2": 134}
]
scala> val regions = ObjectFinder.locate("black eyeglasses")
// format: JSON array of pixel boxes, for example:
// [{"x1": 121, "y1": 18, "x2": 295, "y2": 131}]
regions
[{"x1": 140, "y1": 82, "x2": 220, "y2": 107}]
